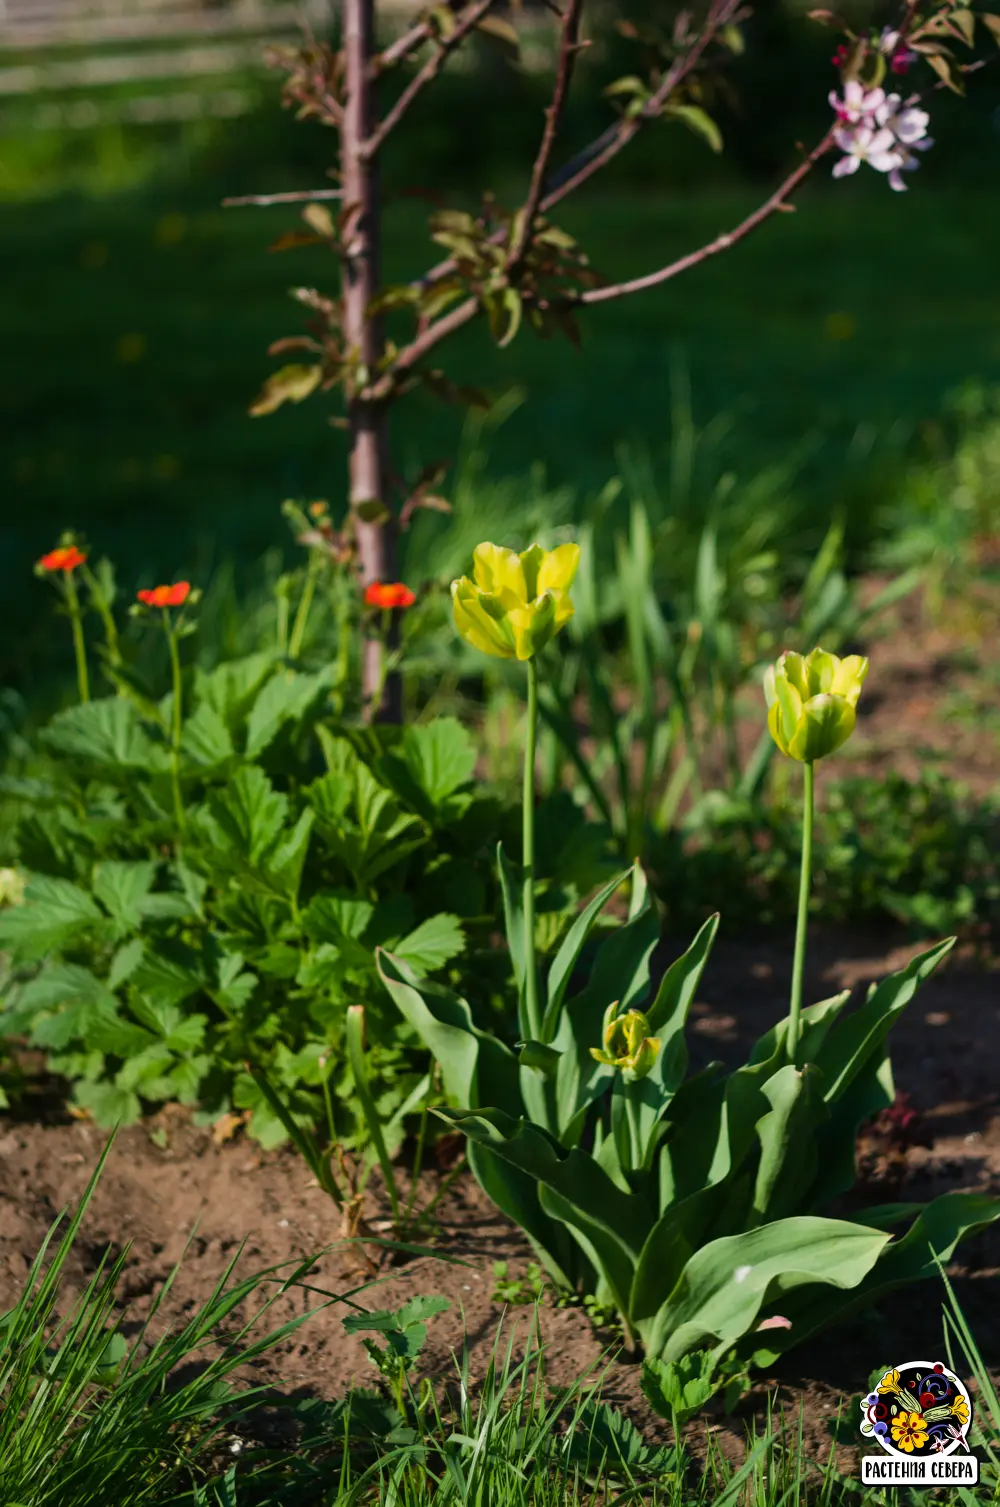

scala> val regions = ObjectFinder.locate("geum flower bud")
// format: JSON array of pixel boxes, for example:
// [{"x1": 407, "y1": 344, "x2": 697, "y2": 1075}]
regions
[
  {"x1": 451, "y1": 541, "x2": 579, "y2": 661},
  {"x1": 763, "y1": 647, "x2": 869, "y2": 763},
  {"x1": 590, "y1": 1003, "x2": 662, "y2": 1080}
]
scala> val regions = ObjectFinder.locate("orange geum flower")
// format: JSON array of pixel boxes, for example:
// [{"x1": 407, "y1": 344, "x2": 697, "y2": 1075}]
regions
[
  {"x1": 38, "y1": 545, "x2": 87, "y2": 573},
  {"x1": 364, "y1": 581, "x2": 416, "y2": 609},
  {"x1": 137, "y1": 581, "x2": 191, "y2": 609}
]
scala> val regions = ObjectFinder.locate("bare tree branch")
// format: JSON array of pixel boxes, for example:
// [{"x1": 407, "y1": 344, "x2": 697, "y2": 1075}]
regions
[
  {"x1": 539, "y1": 0, "x2": 742, "y2": 211},
  {"x1": 378, "y1": 1, "x2": 459, "y2": 72},
  {"x1": 506, "y1": 0, "x2": 584, "y2": 277},
  {"x1": 223, "y1": 188, "x2": 344, "y2": 207},
  {"x1": 365, "y1": 295, "x2": 480, "y2": 401},
  {"x1": 567, "y1": 128, "x2": 836, "y2": 306},
  {"x1": 367, "y1": 124, "x2": 837, "y2": 402},
  {"x1": 363, "y1": 0, "x2": 500, "y2": 158},
  {"x1": 414, "y1": 0, "x2": 741, "y2": 293}
]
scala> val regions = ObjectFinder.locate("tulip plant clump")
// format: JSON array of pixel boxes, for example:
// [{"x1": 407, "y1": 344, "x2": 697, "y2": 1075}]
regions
[{"x1": 378, "y1": 541, "x2": 1000, "y2": 1386}]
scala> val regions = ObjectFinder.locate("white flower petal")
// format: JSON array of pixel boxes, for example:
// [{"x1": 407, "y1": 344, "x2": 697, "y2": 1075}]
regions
[
  {"x1": 869, "y1": 127, "x2": 898, "y2": 154},
  {"x1": 870, "y1": 149, "x2": 905, "y2": 173},
  {"x1": 832, "y1": 155, "x2": 860, "y2": 178}
]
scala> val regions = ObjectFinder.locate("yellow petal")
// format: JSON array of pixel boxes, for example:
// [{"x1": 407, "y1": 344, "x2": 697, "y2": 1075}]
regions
[
  {"x1": 551, "y1": 588, "x2": 576, "y2": 630},
  {"x1": 767, "y1": 701, "x2": 791, "y2": 757},
  {"x1": 780, "y1": 652, "x2": 809, "y2": 700},
  {"x1": 773, "y1": 673, "x2": 803, "y2": 752},
  {"x1": 451, "y1": 581, "x2": 515, "y2": 659},
  {"x1": 762, "y1": 662, "x2": 778, "y2": 711},
  {"x1": 830, "y1": 653, "x2": 869, "y2": 706},
  {"x1": 804, "y1": 648, "x2": 838, "y2": 696},
  {"x1": 518, "y1": 544, "x2": 545, "y2": 601},
  {"x1": 537, "y1": 542, "x2": 580, "y2": 596},
  {"x1": 471, "y1": 543, "x2": 527, "y2": 605}
]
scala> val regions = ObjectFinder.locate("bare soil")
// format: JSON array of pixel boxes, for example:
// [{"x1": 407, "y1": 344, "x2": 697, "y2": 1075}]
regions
[{"x1": 2, "y1": 578, "x2": 1000, "y2": 1480}]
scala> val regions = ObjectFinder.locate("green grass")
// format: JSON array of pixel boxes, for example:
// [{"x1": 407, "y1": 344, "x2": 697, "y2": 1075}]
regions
[{"x1": 2, "y1": 172, "x2": 999, "y2": 688}]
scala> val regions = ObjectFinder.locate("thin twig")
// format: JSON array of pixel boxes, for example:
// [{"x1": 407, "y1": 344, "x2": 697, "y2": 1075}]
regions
[
  {"x1": 378, "y1": 0, "x2": 460, "y2": 71},
  {"x1": 222, "y1": 188, "x2": 344, "y2": 207},
  {"x1": 364, "y1": 295, "x2": 479, "y2": 401},
  {"x1": 366, "y1": 125, "x2": 836, "y2": 397},
  {"x1": 362, "y1": 0, "x2": 500, "y2": 158},
  {"x1": 411, "y1": 0, "x2": 741, "y2": 292},
  {"x1": 540, "y1": 0, "x2": 742, "y2": 211},
  {"x1": 506, "y1": 0, "x2": 584, "y2": 277},
  {"x1": 379, "y1": 17, "x2": 434, "y2": 71},
  {"x1": 568, "y1": 128, "x2": 836, "y2": 306}
]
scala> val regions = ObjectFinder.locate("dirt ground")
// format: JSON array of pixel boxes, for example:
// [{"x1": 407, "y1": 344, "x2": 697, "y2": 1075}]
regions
[{"x1": 2, "y1": 578, "x2": 1000, "y2": 1480}]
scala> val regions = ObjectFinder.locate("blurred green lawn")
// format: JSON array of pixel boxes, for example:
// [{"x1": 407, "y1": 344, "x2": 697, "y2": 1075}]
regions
[{"x1": 2, "y1": 177, "x2": 999, "y2": 686}]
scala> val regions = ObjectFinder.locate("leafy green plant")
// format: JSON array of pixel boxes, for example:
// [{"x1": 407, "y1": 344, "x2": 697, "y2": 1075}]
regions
[
  {"x1": 653, "y1": 771, "x2": 1000, "y2": 938},
  {"x1": 538, "y1": 481, "x2": 921, "y2": 862},
  {"x1": 343, "y1": 1295, "x2": 452, "y2": 1422},
  {"x1": 491, "y1": 1261, "x2": 548, "y2": 1307},
  {"x1": 642, "y1": 1348, "x2": 751, "y2": 1434},
  {"x1": 377, "y1": 543, "x2": 1000, "y2": 1403},
  {"x1": 0, "y1": 536, "x2": 517, "y2": 1145}
]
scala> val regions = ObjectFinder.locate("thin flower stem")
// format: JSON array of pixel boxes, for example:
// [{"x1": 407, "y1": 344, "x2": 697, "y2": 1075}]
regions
[
  {"x1": 366, "y1": 607, "x2": 392, "y2": 722},
  {"x1": 81, "y1": 566, "x2": 121, "y2": 667},
  {"x1": 276, "y1": 582, "x2": 291, "y2": 658},
  {"x1": 65, "y1": 573, "x2": 90, "y2": 704},
  {"x1": 523, "y1": 656, "x2": 541, "y2": 1042},
  {"x1": 165, "y1": 610, "x2": 186, "y2": 832},
  {"x1": 289, "y1": 553, "x2": 321, "y2": 661},
  {"x1": 788, "y1": 759, "x2": 814, "y2": 1064}
]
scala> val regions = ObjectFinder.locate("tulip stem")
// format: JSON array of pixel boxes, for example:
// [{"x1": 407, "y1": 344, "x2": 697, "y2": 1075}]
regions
[
  {"x1": 523, "y1": 655, "x2": 541, "y2": 1042},
  {"x1": 65, "y1": 573, "x2": 90, "y2": 704},
  {"x1": 789, "y1": 758, "x2": 814, "y2": 1064}
]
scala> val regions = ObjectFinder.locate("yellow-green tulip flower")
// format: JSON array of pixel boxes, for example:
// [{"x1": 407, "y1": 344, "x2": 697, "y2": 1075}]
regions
[
  {"x1": 451, "y1": 541, "x2": 580, "y2": 661},
  {"x1": 590, "y1": 1004, "x2": 661, "y2": 1080},
  {"x1": 763, "y1": 647, "x2": 869, "y2": 763}
]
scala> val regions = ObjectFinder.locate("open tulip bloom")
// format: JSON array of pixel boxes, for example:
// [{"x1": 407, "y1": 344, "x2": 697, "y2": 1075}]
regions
[
  {"x1": 450, "y1": 540, "x2": 581, "y2": 1042},
  {"x1": 451, "y1": 541, "x2": 580, "y2": 663}
]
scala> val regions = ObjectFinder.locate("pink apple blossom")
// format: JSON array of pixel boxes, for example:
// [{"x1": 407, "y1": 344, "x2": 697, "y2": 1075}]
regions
[
  {"x1": 832, "y1": 123, "x2": 904, "y2": 179},
  {"x1": 830, "y1": 81, "x2": 933, "y2": 189}
]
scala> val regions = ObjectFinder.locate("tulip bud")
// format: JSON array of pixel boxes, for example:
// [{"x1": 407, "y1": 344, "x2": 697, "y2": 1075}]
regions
[
  {"x1": 451, "y1": 541, "x2": 580, "y2": 661},
  {"x1": 590, "y1": 1003, "x2": 662, "y2": 1079},
  {"x1": 762, "y1": 647, "x2": 869, "y2": 763}
]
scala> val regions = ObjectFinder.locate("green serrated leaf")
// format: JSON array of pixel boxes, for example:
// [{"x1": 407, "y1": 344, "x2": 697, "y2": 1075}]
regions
[
  {"x1": 180, "y1": 701, "x2": 235, "y2": 767},
  {"x1": 92, "y1": 860, "x2": 156, "y2": 930},
  {"x1": 0, "y1": 874, "x2": 102, "y2": 958},
  {"x1": 401, "y1": 718, "x2": 477, "y2": 807},
  {"x1": 393, "y1": 913, "x2": 465, "y2": 974},
  {"x1": 73, "y1": 1079, "x2": 142, "y2": 1127},
  {"x1": 245, "y1": 669, "x2": 330, "y2": 758},
  {"x1": 41, "y1": 698, "x2": 153, "y2": 768}
]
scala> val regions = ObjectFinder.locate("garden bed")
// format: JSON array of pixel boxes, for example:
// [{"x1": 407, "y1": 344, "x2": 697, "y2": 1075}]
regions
[{"x1": 3, "y1": 919, "x2": 998, "y2": 1478}]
